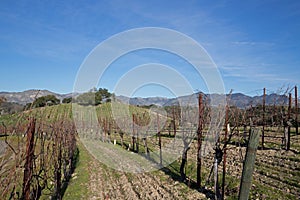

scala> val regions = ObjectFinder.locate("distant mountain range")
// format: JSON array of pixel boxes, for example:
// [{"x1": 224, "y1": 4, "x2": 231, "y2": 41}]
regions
[
  {"x1": 116, "y1": 93, "x2": 290, "y2": 108},
  {"x1": 0, "y1": 90, "x2": 72, "y2": 105},
  {"x1": 0, "y1": 89, "x2": 293, "y2": 108}
]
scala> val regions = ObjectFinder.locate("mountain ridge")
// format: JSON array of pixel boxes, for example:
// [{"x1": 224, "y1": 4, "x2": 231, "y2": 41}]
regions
[
  {"x1": 0, "y1": 89, "x2": 294, "y2": 108},
  {"x1": 0, "y1": 89, "x2": 73, "y2": 105}
]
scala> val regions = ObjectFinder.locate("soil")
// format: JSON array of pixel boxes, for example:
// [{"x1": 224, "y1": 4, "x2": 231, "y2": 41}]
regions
[{"x1": 86, "y1": 158, "x2": 208, "y2": 200}]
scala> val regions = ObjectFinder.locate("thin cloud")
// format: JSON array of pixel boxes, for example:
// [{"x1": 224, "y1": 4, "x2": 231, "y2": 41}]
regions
[{"x1": 231, "y1": 41, "x2": 275, "y2": 46}]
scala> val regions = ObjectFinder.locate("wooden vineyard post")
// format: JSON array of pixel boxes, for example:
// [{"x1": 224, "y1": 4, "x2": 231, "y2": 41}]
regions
[
  {"x1": 222, "y1": 104, "x2": 229, "y2": 199},
  {"x1": 243, "y1": 124, "x2": 247, "y2": 142},
  {"x1": 214, "y1": 156, "x2": 220, "y2": 200},
  {"x1": 262, "y1": 88, "x2": 266, "y2": 149},
  {"x1": 157, "y1": 113, "x2": 162, "y2": 166},
  {"x1": 143, "y1": 137, "x2": 150, "y2": 157},
  {"x1": 197, "y1": 93, "x2": 203, "y2": 188},
  {"x1": 287, "y1": 93, "x2": 292, "y2": 150},
  {"x1": 22, "y1": 118, "x2": 36, "y2": 200},
  {"x1": 295, "y1": 86, "x2": 298, "y2": 135},
  {"x1": 238, "y1": 128, "x2": 260, "y2": 200},
  {"x1": 103, "y1": 118, "x2": 106, "y2": 142},
  {"x1": 105, "y1": 118, "x2": 108, "y2": 142},
  {"x1": 136, "y1": 115, "x2": 139, "y2": 153},
  {"x1": 108, "y1": 121, "x2": 112, "y2": 143},
  {"x1": 172, "y1": 107, "x2": 176, "y2": 137},
  {"x1": 132, "y1": 114, "x2": 136, "y2": 152}
]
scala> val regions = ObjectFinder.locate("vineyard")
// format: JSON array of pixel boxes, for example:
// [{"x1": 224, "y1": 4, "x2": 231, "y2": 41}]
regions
[{"x1": 0, "y1": 88, "x2": 300, "y2": 200}]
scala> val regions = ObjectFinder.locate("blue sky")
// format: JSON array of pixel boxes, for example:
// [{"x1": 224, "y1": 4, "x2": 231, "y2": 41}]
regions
[{"x1": 0, "y1": 0, "x2": 299, "y2": 97}]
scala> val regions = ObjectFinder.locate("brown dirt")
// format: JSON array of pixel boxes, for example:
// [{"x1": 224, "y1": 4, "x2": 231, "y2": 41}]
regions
[{"x1": 86, "y1": 158, "x2": 207, "y2": 200}]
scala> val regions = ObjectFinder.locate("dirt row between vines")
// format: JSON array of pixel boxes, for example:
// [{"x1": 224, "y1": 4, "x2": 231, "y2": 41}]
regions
[{"x1": 86, "y1": 157, "x2": 208, "y2": 200}]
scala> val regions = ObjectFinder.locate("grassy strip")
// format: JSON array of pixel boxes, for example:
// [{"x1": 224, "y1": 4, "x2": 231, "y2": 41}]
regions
[{"x1": 63, "y1": 141, "x2": 92, "y2": 200}]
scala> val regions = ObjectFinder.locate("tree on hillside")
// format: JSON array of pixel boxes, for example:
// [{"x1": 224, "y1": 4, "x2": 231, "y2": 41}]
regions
[
  {"x1": 32, "y1": 95, "x2": 60, "y2": 108},
  {"x1": 98, "y1": 88, "x2": 112, "y2": 101},
  {"x1": 76, "y1": 92, "x2": 102, "y2": 106},
  {"x1": 62, "y1": 97, "x2": 73, "y2": 104},
  {"x1": 75, "y1": 88, "x2": 112, "y2": 106}
]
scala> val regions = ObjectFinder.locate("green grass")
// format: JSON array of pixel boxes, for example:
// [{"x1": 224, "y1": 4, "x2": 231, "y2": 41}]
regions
[{"x1": 63, "y1": 141, "x2": 92, "y2": 200}]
